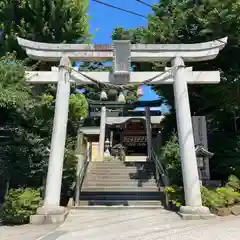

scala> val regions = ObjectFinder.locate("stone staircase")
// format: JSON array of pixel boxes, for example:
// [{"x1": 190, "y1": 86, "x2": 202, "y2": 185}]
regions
[{"x1": 78, "y1": 161, "x2": 165, "y2": 208}]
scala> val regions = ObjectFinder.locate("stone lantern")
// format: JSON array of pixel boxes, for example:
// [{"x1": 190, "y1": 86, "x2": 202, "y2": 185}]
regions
[
  {"x1": 104, "y1": 138, "x2": 111, "y2": 157},
  {"x1": 195, "y1": 145, "x2": 214, "y2": 181}
]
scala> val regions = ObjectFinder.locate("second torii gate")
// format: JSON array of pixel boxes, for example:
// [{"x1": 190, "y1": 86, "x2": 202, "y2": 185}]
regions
[{"x1": 17, "y1": 37, "x2": 227, "y2": 222}]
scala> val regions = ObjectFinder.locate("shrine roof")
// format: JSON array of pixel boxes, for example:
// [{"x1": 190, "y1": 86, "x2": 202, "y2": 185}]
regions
[
  {"x1": 80, "y1": 115, "x2": 164, "y2": 135},
  {"x1": 80, "y1": 127, "x2": 100, "y2": 135},
  {"x1": 88, "y1": 99, "x2": 163, "y2": 108},
  {"x1": 106, "y1": 116, "x2": 164, "y2": 125},
  {"x1": 195, "y1": 145, "x2": 214, "y2": 158},
  {"x1": 89, "y1": 109, "x2": 162, "y2": 118}
]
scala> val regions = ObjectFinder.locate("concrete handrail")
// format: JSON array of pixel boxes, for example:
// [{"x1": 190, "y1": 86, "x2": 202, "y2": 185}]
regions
[{"x1": 74, "y1": 147, "x2": 91, "y2": 205}]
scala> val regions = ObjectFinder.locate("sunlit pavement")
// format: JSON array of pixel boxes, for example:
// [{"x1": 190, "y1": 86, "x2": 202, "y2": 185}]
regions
[{"x1": 38, "y1": 209, "x2": 240, "y2": 240}]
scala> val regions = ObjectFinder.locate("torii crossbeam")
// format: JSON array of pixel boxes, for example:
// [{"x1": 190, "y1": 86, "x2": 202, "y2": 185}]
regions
[
  {"x1": 26, "y1": 68, "x2": 221, "y2": 85},
  {"x1": 17, "y1": 37, "x2": 227, "y2": 222}
]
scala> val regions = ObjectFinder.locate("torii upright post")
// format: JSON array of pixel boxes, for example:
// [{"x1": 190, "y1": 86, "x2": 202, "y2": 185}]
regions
[
  {"x1": 37, "y1": 57, "x2": 71, "y2": 216},
  {"x1": 172, "y1": 57, "x2": 203, "y2": 212},
  {"x1": 18, "y1": 36, "x2": 227, "y2": 223}
]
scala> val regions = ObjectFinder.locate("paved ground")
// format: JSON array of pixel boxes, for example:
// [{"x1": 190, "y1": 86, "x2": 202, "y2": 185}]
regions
[
  {"x1": 1, "y1": 209, "x2": 240, "y2": 239},
  {"x1": 42, "y1": 209, "x2": 240, "y2": 240},
  {"x1": 0, "y1": 223, "x2": 58, "y2": 240}
]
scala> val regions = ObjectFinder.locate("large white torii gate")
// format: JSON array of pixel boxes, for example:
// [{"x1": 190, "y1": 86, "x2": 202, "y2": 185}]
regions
[{"x1": 17, "y1": 37, "x2": 227, "y2": 222}]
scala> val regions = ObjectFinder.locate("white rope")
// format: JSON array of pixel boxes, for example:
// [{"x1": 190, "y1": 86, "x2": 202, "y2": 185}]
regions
[{"x1": 58, "y1": 65, "x2": 184, "y2": 90}]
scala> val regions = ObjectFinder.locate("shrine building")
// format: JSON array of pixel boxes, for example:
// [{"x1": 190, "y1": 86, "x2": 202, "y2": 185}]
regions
[{"x1": 80, "y1": 99, "x2": 164, "y2": 162}]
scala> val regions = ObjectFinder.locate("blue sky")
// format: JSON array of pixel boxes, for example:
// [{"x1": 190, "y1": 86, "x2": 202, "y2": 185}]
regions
[
  {"x1": 88, "y1": 0, "x2": 167, "y2": 111},
  {"x1": 89, "y1": 0, "x2": 158, "y2": 43}
]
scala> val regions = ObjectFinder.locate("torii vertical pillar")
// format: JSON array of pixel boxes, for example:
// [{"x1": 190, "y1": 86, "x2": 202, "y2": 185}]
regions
[
  {"x1": 172, "y1": 57, "x2": 211, "y2": 218},
  {"x1": 145, "y1": 106, "x2": 152, "y2": 160},
  {"x1": 99, "y1": 105, "x2": 107, "y2": 161},
  {"x1": 36, "y1": 57, "x2": 71, "y2": 217}
]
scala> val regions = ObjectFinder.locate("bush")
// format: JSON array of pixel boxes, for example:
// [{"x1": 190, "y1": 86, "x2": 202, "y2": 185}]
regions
[
  {"x1": 165, "y1": 183, "x2": 240, "y2": 210},
  {"x1": 0, "y1": 188, "x2": 41, "y2": 224},
  {"x1": 225, "y1": 175, "x2": 240, "y2": 191},
  {"x1": 158, "y1": 134, "x2": 182, "y2": 185},
  {"x1": 61, "y1": 146, "x2": 77, "y2": 204},
  {"x1": 201, "y1": 186, "x2": 225, "y2": 208},
  {"x1": 201, "y1": 186, "x2": 240, "y2": 209},
  {"x1": 164, "y1": 185, "x2": 184, "y2": 207}
]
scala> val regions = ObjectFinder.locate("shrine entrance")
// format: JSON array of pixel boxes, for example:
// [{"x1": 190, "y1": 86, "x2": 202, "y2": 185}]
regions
[
  {"x1": 112, "y1": 119, "x2": 148, "y2": 157},
  {"x1": 17, "y1": 36, "x2": 227, "y2": 221},
  {"x1": 122, "y1": 119, "x2": 147, "y2": 156},
  {"x1": 82, "y1": 100, "x2": 163, "y2": 161},
  {"x1": 109, "y1": 118, "x2": 161, "y2": 157}
]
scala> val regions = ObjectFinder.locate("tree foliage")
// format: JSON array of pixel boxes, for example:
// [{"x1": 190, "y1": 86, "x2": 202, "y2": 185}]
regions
[
  {"x1": 158, "y1": 134, "x2": 182, "y2": 185},
  {"x1": 0, "y1": 187, "x2": 41, "y2": 224},
  {"x1": 0, "y1": 58, "x2": 88, "y2": 199},
  {"x1": 0, "y1": 1, "x2": 90, "y2": 205},
  {"x1": 0, "y1": 0, "x2": 89, "y2": 59},
  {"x1": 112, "y1": 0, "x2": 240, "y2": 180}
]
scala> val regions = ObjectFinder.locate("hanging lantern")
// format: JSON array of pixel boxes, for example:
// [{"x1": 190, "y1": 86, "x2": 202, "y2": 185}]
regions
[
  {"x1": 117, "y1": 92, "x2": 126, "y2": 103},
  {"x1": 137, "y1": 85, "x2": 143, "y2": 96},
  {"x1": 100, "y1": 90, "x2": 108, "y2": 100}
]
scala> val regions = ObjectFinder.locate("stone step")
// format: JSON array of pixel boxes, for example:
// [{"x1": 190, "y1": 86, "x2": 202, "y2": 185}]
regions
[
  {"x1": 87, "y1": 173, "x2": 155, "y2": 177},
  {"x1": 82, "y1": 182, "x2": 157, "y2": 187},
  {"x1": 86, "y1": 174, "x2": 155, "y2": 178},
  {"x1": 83, "y1": 181, "x2": 157, "y2": 185},
  {"x1": 89, "y1": 163, "x2": 153, "y2": 167},
  {"x1": 89, "y1": 161, "x2": 151, "y2": 164},
  {"x1": 85, "y1": 176, "x2": 155, "y2": 180},
  {"x1": 84, "y1": 175, "x2": 156, "y2": 183},
  {"x1": 69, "y1": 205, "x2": 165, "y2": 210},
  {"x1": 87, "y1": 168, "x2": 154, "y2": 172},
  {"x1": 82, "y1": 185, "x2": 158, "y2": 190},
  {"x1": 89, "y1": 162, "x2": 154, "y2": 167},
  {"x1": 89, "y1": 162, "x2": 137, "y2": 165},
  {"x1": 90, "y1": 162, "x2": 153, "y2": 165},
  {"x1": 81, "y1": 187, "x2": 159, "y2": 192},
  {"x1": 79, "y1": 192, "x2": 163, "y2": 201},
  {"x1": 89, "y1": 164, "x2": 149, "y2": 167},
  {"x1": 78, "y1": 200, "x2": 163, "y2": 206},
  {"x1": 88, "y1": 167, "x2": 154, "y2": 171},
  {"x1": 84, "y1": 177, "x2": 156, "y2": 181},
  {"x1": 84, "y1": 177, "x2": 156, "y2": 184},
  {"x1": 83, "y1": 180, "x2": 157, "y2": 187},
  {"x1": 86, "y1": 172, "x2": 149, "y2": 176},
  {"x1": 88, "y1": 168, "x2": 141, "y2": 172}
]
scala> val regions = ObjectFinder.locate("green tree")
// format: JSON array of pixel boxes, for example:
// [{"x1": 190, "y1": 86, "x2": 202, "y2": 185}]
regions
[
  {"x1": 0, "y1": 0, "x2": 90, "y2": 202},
  {"x1": 112, "y1": 0, "x2": 240, "y2": 180},
  {"x1": 0, "y1": 0, "x2": 89, "y2": 61},
  {"x1": 158, "y1": 133, "x2": 182, "y2": 185},
  {"x1": 0, "y1": 55, "x2": 88, "y2": 199}
]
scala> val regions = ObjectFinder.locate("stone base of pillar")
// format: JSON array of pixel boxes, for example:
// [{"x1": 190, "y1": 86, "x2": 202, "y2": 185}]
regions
[
  {"x1": 178, "y1": 206, "x2": 215, "y2": 220},
  {"x1": 29, "y1": 206, "x2": 68, "y2": 225}
]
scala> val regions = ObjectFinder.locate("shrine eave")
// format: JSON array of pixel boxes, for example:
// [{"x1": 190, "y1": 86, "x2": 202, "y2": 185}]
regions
[
  {"x1": 106, "y1": 116, "x2": 164, "y2": 125},
  {"x1": 195, "y1": 145, "x2": 214, "y2": 158},
  {"x1": 17, "y1": 37, "x2": 227, "y2": 62},
  {"x1": 88, "y1": 99, "x2": 163, "y2": 108},
  {"x1": 80, "y1": 127, "x2": 100, "y2": 135}
]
